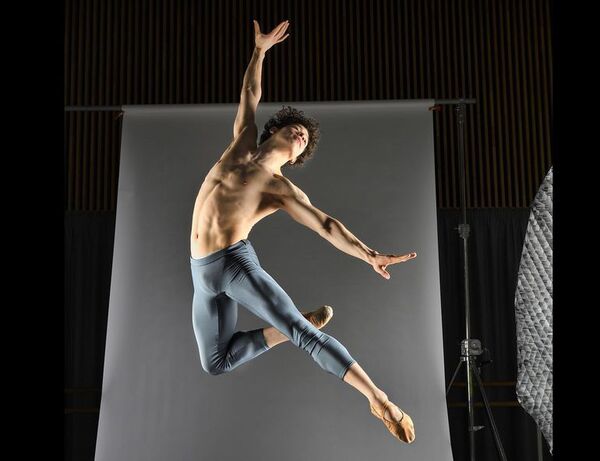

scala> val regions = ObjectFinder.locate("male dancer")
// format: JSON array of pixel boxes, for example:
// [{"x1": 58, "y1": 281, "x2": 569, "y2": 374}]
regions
[{"x1": 190, "y1": 19, "x2": 416, "y2": 443}]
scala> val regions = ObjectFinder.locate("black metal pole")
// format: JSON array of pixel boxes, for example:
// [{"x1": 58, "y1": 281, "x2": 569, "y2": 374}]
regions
[{"x1": 455, "y1": 101, "x2": 477, "y2": 461}]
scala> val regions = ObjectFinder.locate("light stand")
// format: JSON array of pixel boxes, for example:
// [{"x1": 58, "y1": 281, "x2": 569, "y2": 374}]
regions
[{"x1": 442, "y1": 100, "x2": 507, "y2": 461}]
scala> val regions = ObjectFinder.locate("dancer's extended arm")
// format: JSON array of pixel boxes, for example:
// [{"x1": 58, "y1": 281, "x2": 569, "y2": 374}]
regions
[
  {"x1": 273, "y1": 173, "x2": 417, "y2": 280},
  {"x1": 232, "y1": 20, "x2": 290, "y2": 139}
]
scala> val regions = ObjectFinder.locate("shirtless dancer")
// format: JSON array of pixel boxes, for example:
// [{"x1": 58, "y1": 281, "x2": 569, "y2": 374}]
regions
[{"x1": 189, "y1": 19, "x2": 416, "y2": 444}]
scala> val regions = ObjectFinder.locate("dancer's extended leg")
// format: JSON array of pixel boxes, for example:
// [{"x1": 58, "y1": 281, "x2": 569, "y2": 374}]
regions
[
  {"x1": 342, "y1": 360, "x2": 415, "y2": 443},
  {"x1": 225, "y1": 261, "x2": 356, "y2": 380}
]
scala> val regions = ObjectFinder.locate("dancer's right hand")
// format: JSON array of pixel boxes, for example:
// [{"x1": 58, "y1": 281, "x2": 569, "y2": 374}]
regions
[
  {"x1": 253, "y1": 19, "x2": 290, "y2": 53},
  {"x1": 368, "y1": 251, "x2": 417, "y2": 280}
]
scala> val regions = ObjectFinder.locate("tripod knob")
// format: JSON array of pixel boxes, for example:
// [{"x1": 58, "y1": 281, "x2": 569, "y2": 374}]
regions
[
  {"x1": 461, "y1": 339, "x2": 482, "y2": 356},
  {"x1": 469, "y1": 425, "x2": 485, "y2": 432}
]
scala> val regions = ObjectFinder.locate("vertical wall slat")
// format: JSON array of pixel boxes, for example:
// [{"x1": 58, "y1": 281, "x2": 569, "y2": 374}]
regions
[
  {"x1": 179, "y1": 0, "x2": 185, "y2": 102},
  {"x1": 498, "y1": 0, "x2": 512, "y2": 206},
  {"x1": 528, "y1": 0, "x2": 543, "y2": 192},
  {"x1": 149, "y1": 0, "x2": 155, "y2": 102},
  {"x1": 455, "y1": 0, "x2": 471, "y2": 205},
  {"x1": 508, "y1": 1, "x2": 518, "y2": 207},
  {"x1": 273, "y1": 1, "x2": 281, "y2": 102},
  {"x1": 464, "y1": 5, "x2": 478, "y2": 207},
  {"x1": 519, "y1": 0, "x2": 533, "y2": 203},
  {"x1": 447, "y1": 1, "x2": 459, "y2": 207},
  {"x1": 381, "y1": 0, "x2": 390, "y2": 98},
  {"x1": 76, "y1": 0, "x2": 83, "y2": 105},
  {"x1": 190, "y1": 0, "x2": 195, "y2": 102},
  {"x1": 215, "y1": 0, "x2": 222, "y2": 103},
  {"x1": 65, "y1": 0, "x2": 71, "y2": 105},
  {"x1": 90, "y1": 0, "x2": 98, "y2": 105},
  {"x1": 169, "y1": 0, "x2": 174, "y2": 103},
  {"x1": 229, "y1": 2, "x2": 236, "y2": 103},
  {"x1": 477, "y1": 2, "x2": 490, "y2": 207},
  {"x1": 141, "y1": 0, "x2": 148, "y2": 102},
  {"x1": 348, "y1": 0, "x2": 356, "y2": 100},
  {"x1": 328, "y1": 1, "x2": 335, "y2": 100},
  {"x1": 295, "y1": 0, "x2": 303, "y2": 100},
  {"x1": 314, "y1": 1, "x2": 321, "y2": 101},
  {"x1": 83, "y1": 0, "x2": 91, "y2": 105},
  {"x1": 490, "y1": 0, "x2": 505, "y2": 206},
  {"x1": 540, "y1": 0, "x2": 552, "y2": 171},
  {"x1": 99, "y1": 0, "x2": 106, "y2": 105},
  {"x1": 416, "y1": 0, "x2": 425, "y2": 98},
  {"x1": 402, "y1": 0, "x2": 410, "y2": 98},
  {"x1": 286, "y1": 1, "x2": 293, "y2": 99},
  {"x1": 390, "y1": 0, "x2": 399, "y2": 98},
  {"x1": 118, "y1": 0, "x2": 125, "y2": 102},
  {"x1": 511, "y1": 0, "x2": 523, "y2": 207},
  {"x1": 369, "y1": 0, "x2": 377, "y2": 99},
  {"x1": 410, "y1": 0, "x2": 418, "y2": 98}
]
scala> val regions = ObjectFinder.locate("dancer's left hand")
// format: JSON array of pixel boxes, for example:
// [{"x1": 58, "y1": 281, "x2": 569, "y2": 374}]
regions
[
  {"x1": 368, "y1": 251, "x2": 417, "y2": 280},
  {"x1": 253, "y1": 19, "x2": 290, "y2": 53}
]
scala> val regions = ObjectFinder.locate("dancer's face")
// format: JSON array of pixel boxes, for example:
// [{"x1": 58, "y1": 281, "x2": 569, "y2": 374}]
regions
[
  {"x1": 286, "y1": 124, "x2": 309, "y2": 154},
  {"x1": 271, "y1": 124, "x2": 309, "y2": 156}
]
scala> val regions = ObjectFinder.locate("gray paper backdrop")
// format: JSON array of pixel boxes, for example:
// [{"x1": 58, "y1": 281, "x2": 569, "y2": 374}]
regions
[{"x1": 95, "y1": 100, "x2": 453, "y2": 461}]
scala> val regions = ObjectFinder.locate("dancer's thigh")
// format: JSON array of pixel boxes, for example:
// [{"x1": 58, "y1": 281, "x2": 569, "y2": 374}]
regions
[
  {"x1": 225, "y1": 263, "x2": 311, "y2": 339},
  {"x1": 192, "y1": 287, "x2": 238, "y2": 358}
]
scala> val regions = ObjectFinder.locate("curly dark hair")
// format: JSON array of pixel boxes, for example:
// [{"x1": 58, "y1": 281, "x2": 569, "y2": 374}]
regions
[{"x1": 258, "y1": 105, "x2": 321, "y2": 168}]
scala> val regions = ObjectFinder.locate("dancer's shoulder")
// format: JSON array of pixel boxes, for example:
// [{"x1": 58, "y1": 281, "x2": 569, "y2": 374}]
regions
[{"x1": 271, "y1": 173, "x2": 311, "y2": 204}]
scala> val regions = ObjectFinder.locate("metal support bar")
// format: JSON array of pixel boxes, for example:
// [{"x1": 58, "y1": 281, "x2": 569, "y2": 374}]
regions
[
  {"x1": 63, "y1": 99, "x2": 477, "y2": 112},
  {"x1": 64, "y1": 106, "x2": 123, "y2": 111},
  {"x1": 434, "y1": 98, "x2": 477, "y2": 105}
]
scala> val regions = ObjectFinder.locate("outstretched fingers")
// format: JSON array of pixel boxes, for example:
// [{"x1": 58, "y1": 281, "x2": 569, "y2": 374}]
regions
[
  {"x1": 271, "y1": 20, "x2": 289, "y2": 37},
  {"x1": 379, "y1": 266, "x2": 391, "y2": 280},
  {"x1": 392, "y1": 252, "x2": 417, "y2": 263},
  {"x1": 276, "y1": 33, "x2": 290, "y2": 44}
]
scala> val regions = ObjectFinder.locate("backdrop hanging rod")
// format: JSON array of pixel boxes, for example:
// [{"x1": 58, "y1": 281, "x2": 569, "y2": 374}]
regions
[
  {"x1": 64, "y1": 106, "x2": 123, "y2": 111},
  {"x1": 433, "y1": 99, "x2": 476, "y2": 105},
  {"x1": 64, "y1": 99, "x2": 476, "y2": 112}
]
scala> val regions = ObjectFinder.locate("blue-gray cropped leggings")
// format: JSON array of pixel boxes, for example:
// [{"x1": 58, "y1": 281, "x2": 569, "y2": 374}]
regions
[{"x1": 190, "y1": 239, "x2": 356, "y2": 379}]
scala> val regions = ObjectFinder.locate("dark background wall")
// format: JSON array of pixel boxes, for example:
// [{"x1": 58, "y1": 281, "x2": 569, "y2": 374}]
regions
[{"x1": 64, "y1": 1, "x2": 553, "y2": 460}]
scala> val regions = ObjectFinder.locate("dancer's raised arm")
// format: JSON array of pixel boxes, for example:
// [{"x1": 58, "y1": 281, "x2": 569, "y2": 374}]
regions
[{"x1": 232, "y1": 20, "x2": 290, "y2": 139}]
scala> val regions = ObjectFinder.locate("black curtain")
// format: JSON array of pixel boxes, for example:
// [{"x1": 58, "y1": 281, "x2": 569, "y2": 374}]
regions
[
  {"x1": 439, "y1": 209, "x2": 552, "y2": 460},
  {"x1": 64, "y1": 212, "x2": 115, "y2": 460},
  {"x1": 65, "y1": 208, "x2": 552, "y2": 460}
]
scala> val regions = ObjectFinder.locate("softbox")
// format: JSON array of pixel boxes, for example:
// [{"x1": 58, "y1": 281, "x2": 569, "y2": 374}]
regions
[{"x1": 514, "y1": 167, "x2": 553, "y2": 452}]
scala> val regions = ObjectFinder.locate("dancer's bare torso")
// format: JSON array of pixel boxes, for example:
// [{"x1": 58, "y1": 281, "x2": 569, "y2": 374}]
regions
[{"x1": 190, "y1": 128, "x2": 294, "y2": 258}]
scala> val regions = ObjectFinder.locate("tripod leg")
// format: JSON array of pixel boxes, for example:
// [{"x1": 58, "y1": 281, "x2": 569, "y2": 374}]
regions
[
  {"x1": 470, "y1": 362, "x2": 508, "y2": 461},
  {"x1": 446, "y1": 360, "x2": 464, "y2": 396}
]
